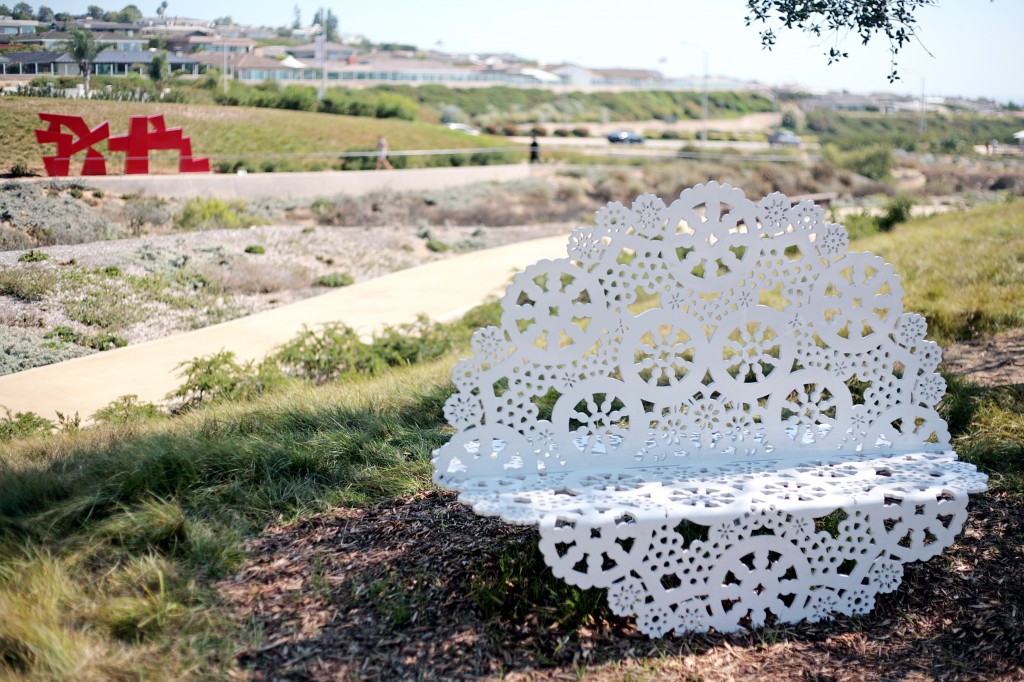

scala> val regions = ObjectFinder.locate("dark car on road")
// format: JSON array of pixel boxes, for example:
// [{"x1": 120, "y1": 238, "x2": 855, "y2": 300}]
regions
[{"x1": 608, "y1": 130, "x2": 645, "y2": 144}]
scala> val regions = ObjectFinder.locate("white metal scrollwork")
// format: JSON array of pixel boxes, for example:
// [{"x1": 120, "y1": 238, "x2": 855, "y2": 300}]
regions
[{"x1": 433, "y1": 182, "x2": 987, "y2": 635}]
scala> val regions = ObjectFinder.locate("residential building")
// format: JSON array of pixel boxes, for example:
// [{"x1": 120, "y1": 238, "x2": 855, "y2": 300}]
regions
[
  {"x1": 53, "y1": 20, "x2": 140, "y2": 35},
  {"x1": 164, "y1": 34, "x2": 256, "y2": 54},
  {"x1": 0, "y1": 17, "x2": 41, "y2": 35},
  {"x1": 191, "y1": 51, "x2": 313, "y2": 82},
  {"x1": 0, "y1": 51, "x2": 57, "y2": 75},
  {"x1": 26, "y1": 50, "x2": 200, "y2": 76},
  {"x1": 288, "y1": 41, "x2": 355, "y2": 62},
  {"x1": 138, "y1": 17, "x2": 215, "y2": 36},
  {"x1": 11, "y1": 30, "x2": 147, "y2": 52}
]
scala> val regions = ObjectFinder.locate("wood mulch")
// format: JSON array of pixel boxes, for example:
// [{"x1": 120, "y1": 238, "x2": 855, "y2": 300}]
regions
[{"x1": 219, "y1": 487, "x2": 1024, "y2": 681}]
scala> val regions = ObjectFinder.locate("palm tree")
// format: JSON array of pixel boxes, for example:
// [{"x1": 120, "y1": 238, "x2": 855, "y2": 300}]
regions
[{"x1": 59, "y1": 27, "x2": 110, "y2": 97}]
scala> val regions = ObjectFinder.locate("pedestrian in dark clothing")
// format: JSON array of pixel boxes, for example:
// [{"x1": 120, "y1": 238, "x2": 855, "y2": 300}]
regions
[{"x1": 529, "y1": 136, "x2": 540, "y2": 163}]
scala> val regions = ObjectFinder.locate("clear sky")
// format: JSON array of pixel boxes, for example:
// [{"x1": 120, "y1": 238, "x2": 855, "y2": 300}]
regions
[{"x1": 63, "y1": 1, "x2": 1024, "y2": 102}]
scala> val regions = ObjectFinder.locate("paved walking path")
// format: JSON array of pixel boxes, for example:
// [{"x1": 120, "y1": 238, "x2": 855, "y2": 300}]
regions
[{"x1": 0, "y1": 235, "x2": 568, "y2": 421}]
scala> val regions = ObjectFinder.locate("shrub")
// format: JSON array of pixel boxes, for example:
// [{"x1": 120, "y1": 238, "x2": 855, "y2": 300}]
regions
[
  {"x1": 877, "y1": 195, "x2": 914, "y2": 232},
  {"x1": 17, "y1": 249, "x2": 49, "y2": 263},
  {"x1": 1, "y1": 327, "x2": 93, "y2": 375},
  {"x1": 84, "y1": 332, "x2": 128, "y2": 351},
  {"x1": 425, "y1": 238, "x2": 449, "y2": 253},
  {"x1": 123, "y1": 195, "x2": 170, "y2": 236},
  {"x1": 91, "y1": 394, "x2": 165, "y2": 425},
  {"x1": 244, "y1": 245, "x2": 266, "y2": 255},
  {"x1": 369, "y1": 315, "x2": 452, "y2": 368},
  {"x1": 571, "y1": 127, "x2": 590, "y2": 138},
  {"x1": 529, "y1": 125, "x2": 549, "y2": 137},
  {"x1": 173, "y1": 198, "x2": 263, "y2": 231},
  {"x1": 272, "y1": 323, "x2": 384, "y2": 384},
  {"x1": 315, "y1": 272, "x2": 354, "y2": 287},
  {"x1": 844, "y1": 212, "x2": 881, "y2": 241},
  {"x1": 318, "y1": 88, "x2": 417, "y2": 120},
  {"x1": 168, "y1": 351, "x2": 286, "y2": 412},
  {"x1": 278, "y1": 84, "x2": 317, "y2": 111},
  {"x1": 0, "y1": 267, "x2": 57, "y2": 301},
  {"x1": 45, "y1": 326, "x2": 80, "y2": 345},
  {"x1": 0, "y1": 407, "x2": 53, "y2": 442},
  {"x1": 822, "y1": 143, "x2": 893, "y2": 181},
  {"x1": 8, "y1": 162, "x2": 34, "y2": 177}
]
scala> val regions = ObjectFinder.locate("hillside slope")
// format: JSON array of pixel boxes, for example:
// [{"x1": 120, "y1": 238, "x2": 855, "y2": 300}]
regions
[{"x1": 0, "y1": 97, "x2": 513, "y2": 175}]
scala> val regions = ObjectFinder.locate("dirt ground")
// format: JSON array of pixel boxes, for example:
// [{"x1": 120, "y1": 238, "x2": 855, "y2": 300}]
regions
[{"x1": 942, "y1": 330, "x2": 1024, "y2": 388}]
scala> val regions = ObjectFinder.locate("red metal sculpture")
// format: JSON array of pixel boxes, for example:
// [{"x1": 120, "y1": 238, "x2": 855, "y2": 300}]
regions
[
  {"x1": 35, "y1": 113, "x2": 110, "y2": 176},
  {"x1": 35, "y1": 113, "x2": 210, "y2": 176}
]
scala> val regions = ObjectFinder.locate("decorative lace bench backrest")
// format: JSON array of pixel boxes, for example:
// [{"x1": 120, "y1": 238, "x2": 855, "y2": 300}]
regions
[
  {"x1": 436, "y1": 182, "x2": 951, "y2": 482},
  {"x1": 432, "y1": 183, "x2": 987, "y2": 636}
]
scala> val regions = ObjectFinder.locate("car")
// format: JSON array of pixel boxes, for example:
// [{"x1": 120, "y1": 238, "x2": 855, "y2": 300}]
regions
[
  {"x1": 767, "y1": 130, "x2": 802, "y2": 147},
  {"x1": 445, "y1": 122, "x2": 480, "y2": 135},
  {"x1": 607, "y1": 130, "x2": 645, "y2": 144}
]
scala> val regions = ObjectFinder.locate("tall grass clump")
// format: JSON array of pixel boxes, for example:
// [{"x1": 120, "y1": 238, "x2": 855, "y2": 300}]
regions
[
  {"x1": 855, "y1": 201, "x2": 1024, "y2": 342},
  {"x1": 0, "y1": 358, "x2": 455, "y2": 679}
]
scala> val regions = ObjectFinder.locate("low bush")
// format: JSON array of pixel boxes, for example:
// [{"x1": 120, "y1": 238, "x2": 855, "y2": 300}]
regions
[
  {"x1": 272, "y1": 323, "x2": 384, "y2": 384},
  {"x1": 0, "y1": 182, "x2": 115, "y2": 246},
  {"x1": 8, "y1": 162, "x2": 34, "y2": 177},
  {"x1": 168, "y1": 351, "x2": 287, "y2": 412},
  {"x1": 315, "y1": 272, "x2": 355, "y2": 287},
  {"x1": 0, "y1": 407, "x2": 53, "y2": 442},
  {"x1": 877, "y1": 195, "x2": 915, "y2": 232},
  {"x1": 173, "y1": 198, "x2": 266, "y2": 231},
  {"x1": 318, "y1": 88, "x2": 418, "y2": 120},
  {"x1": 122, "y1": 195, "x2": 171, "y2": 236},
  {"x1": 17, "y1": 249, "x2": 49, "y2": 263},
  {"x1": 1, "y1": 327, "x2": 93, "y2": 375},
  {"x1": 244, "y1": 245, "x2": 266, "y2": 255},
  {"x1": 92, "y1": 394, "x2": 166, "y2": 425},
  {"x1": 369, "y1": 315, "x2": 452, "y2": 368},
  {"x1": 822, "y1": 143, "x2": 894, "y2": 181},
  {"x1": 425, "y1": 238, "x2": 449, "y2": 253},
  {"x1": 84, "y1": 332, "x2": 128, "y2": 351},
  {"x1": 0, "y1": 266, "x2": 57, "y2": 301}
]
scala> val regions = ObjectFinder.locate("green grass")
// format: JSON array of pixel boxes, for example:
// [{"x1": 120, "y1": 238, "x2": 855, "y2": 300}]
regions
[
  {"x1": 854, "y1": 200, "x2": 1024, "y2": 343},
  {"x1": 0, "y1": 361, "x2": 453, "y2": 679},
  {"x1": 0, "y1": 97, "x2": 516, "y2": 176}
]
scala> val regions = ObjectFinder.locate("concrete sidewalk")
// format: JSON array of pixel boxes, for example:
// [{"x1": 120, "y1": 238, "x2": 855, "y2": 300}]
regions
[
  {"x1": 12, "y1": 164, "x2": 532, "y2": 201},
  {"x1": 0, "y1": 235, "x2": 568, "y2": 421}
]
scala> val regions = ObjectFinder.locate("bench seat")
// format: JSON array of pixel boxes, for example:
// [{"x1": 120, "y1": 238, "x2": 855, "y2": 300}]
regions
[{"x1": 432, "y1": 182, "x2": 987, "y2": 635}]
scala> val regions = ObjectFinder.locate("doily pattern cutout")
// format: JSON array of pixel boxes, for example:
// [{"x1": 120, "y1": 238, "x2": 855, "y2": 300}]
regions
[{"x1": 432, "y1": 183, "x2": 987, "y2": 635}]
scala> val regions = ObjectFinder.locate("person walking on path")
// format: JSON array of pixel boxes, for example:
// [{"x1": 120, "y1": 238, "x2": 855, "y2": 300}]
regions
[
  {"x1": 375, "y1": 135, "x2": 393, "y2": 170},
  {"x1": 529, "y1": 136, "x2": 540, "y2": 163}
]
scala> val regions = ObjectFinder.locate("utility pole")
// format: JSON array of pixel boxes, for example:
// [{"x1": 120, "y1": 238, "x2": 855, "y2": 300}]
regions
[
  {"x1": 681, "y1": 43, "x2": 709, "y2": 147},
  {"x1": 918, "y1": 76, "x2": 926, "y2": 134},
  {"x1": 317, "y1": 7, "x2": 327, "y2": 101},
  {"x1": 701, "y1": 49, "x2": 708, "y2": 148},
  {"x1": 222, "y1": 34, "x2": 227, "y2": 93}
]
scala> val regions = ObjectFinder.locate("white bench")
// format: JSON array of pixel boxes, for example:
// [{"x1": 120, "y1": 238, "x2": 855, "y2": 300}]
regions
[{"x1": 432, "y1": 182, "x2": 988, "y2": 636}]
